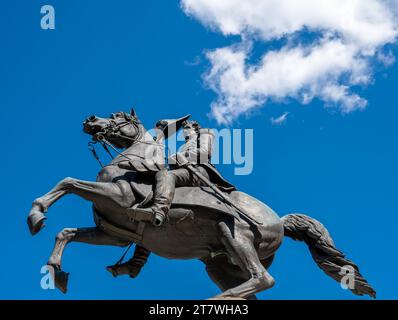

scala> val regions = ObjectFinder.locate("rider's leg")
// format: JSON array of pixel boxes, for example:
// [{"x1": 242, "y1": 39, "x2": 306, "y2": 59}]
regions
[
  {"x1": 172, "y1": 166, "x2": 209, "y2": 187},
  {"x1": 146, "y1": 167, "x2": 210, "y2": 226},
  {"x1": 107, "y1": 245, "x2": 151, "y2": 278},
  {"x1": 28, "y1": 177, "x2": 134, "y2": 234},
  {"x1": 150, "y1": 169, "x2": 175, "y2": 226},
  {"x1": 47, "y1": 227, "x2": 130, "y2": 293}
]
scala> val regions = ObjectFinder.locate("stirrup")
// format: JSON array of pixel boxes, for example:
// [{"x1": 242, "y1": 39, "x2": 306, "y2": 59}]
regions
[
  {"x1": 126, "y1": 205, "x2": 165, "y2": 227},
  {"x1": 153, "y1": 212, "x2": 166, "y2": 227},
  {"x1": 126, "y1": 204, "x2": 154, "y2": 223}
]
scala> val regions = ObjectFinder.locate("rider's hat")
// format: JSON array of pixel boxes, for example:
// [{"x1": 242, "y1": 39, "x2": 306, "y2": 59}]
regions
[{"x1": 156, "y1": 114, "x2": 191, "y2": 139}]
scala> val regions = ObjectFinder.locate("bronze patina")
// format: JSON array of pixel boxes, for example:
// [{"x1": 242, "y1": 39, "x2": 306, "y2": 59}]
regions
[{"x1": 27, "y1": 109, "x2": 376, "y2": 299}]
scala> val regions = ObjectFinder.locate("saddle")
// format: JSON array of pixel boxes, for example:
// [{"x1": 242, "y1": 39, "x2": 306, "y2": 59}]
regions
[
  {"x1": 94, "y1": 177, "x2": 271, "y2": 246},
  {"x1": 128, "y1": 178, "x2": 264, "y2": 223}
]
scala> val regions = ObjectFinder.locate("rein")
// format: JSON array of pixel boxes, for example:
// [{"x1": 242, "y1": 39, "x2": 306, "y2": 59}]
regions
[{"x1": 88, "y1": 117, "x2": 163, "y2": 168}]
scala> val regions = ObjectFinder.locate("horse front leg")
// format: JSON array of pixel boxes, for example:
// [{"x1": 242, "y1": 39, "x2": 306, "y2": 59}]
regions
[
  {"x1": 27, "y1": 177, "x2": 133, "y2": 235},
  {"x1": 47, "y1": 227, "x2": 130, "y2": 293}
]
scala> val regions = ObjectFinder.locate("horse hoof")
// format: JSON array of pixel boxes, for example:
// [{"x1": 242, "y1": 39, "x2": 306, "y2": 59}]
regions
[
  {"x1": 27, "y1": 210, "x2": 46, "y2": 235},
  {"x1": 208, "y1": 296, "x2": 246, "y2": 300},
  {"x1": 53, "y1": 268, "x2": 69, "y2": 294}
]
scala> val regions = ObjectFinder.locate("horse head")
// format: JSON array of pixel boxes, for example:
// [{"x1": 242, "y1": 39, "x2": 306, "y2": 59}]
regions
[{"x1": 83, "y1": 108, "x2": 142, "y2": 149}]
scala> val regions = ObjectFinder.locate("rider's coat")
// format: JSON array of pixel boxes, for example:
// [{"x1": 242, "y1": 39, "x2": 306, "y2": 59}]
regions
[
  {"x1": 171, "y1": 127, "x2": 236, "y2": 191},
  {"x1": 123, "y1": 125, "x2": 235, "y2": 191}
]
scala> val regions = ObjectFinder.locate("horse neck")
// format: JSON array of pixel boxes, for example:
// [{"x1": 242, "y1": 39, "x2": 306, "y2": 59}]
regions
[{"x1": 112, "y1": 125, "x2": 164, "y2": 164}]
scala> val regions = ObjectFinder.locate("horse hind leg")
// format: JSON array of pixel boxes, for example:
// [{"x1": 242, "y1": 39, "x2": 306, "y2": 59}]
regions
[
  {"x1": 213, "y1": 220, "x2": 275, "y2": 299},
  {"x1": 204, "y1": 255, "x2": 258, "y2": 300},
  {"x1": 47, "y1": 227, "x2": 129, "y2": 293}
]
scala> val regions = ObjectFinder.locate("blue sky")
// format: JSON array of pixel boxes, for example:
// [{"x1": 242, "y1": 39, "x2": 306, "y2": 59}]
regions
[{"x1": 0, "y1": 0, "x2": 397, "y2": 299}]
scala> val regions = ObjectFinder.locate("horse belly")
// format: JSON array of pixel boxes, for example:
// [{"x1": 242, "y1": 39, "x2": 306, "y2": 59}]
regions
[
  {"x1": 141, "y1": 208, "x2": 220, "y2": 260},
  {"x1": 141, "y1": 229, "x2": 215, "y2": 260}
]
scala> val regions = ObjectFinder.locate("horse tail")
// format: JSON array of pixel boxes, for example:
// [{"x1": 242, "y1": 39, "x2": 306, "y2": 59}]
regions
[{"x1": 281, "y1": 213, "x2": 376, "y2": 298}]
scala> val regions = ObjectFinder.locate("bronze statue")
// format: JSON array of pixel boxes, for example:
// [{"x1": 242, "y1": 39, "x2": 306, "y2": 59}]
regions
[
  {"x1": 27, "y1": 109, "x2": 376, "y2": 299},
  {"x1": 128, "y1": 116, "x2": 235, "y2": 227}
]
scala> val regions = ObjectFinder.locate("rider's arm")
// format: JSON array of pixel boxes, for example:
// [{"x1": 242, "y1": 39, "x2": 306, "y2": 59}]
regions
[
  {"x1": 169, "y1": 152, "x2": 190, "y2": 166},
  {"x1": 170, "y1": 128, "x2": 215, "y2": 165},
  {"x1": 198, "y1": 128, "x2": 215, "y2": 162}
]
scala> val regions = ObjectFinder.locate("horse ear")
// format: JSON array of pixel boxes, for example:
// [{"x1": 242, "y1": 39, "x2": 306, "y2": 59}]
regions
[{"x1": 130, "y1": 107, "x2": 137, "y2": 117}]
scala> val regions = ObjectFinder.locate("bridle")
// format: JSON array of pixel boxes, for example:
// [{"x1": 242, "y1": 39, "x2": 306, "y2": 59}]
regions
[
  {"x1": 88, "y1": 113, "x2": 163, "y2": 168},
  {"x1": 93, "y1": 113, "x2": 142, "y2": 142}
]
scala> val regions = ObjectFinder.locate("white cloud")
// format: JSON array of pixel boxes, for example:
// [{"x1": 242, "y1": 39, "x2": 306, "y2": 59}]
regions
[{"x1": 181, "y1": 0, "x2": 398, "y2": 124}]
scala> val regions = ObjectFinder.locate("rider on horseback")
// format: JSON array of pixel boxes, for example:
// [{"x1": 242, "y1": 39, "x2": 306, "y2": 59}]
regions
[
  {"x1": 135, "y1": 116, "x2": 235, "y2": 227},
  {"x1": 29, "y1": 109, "x2": 376, "y2": 299},
  {"x1": 107, "y1": 115, "x2": 236, "y2": 278}
]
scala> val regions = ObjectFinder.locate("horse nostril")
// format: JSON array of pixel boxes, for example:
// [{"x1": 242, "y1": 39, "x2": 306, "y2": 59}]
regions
[{"x1": 88, "y1": 115, "x2": 96, "y2": 122}]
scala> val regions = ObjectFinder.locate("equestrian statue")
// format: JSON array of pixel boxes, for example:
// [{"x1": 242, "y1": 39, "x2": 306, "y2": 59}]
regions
[{"x1": 27, "y1": 108, "x2": 376, "y2": 299}]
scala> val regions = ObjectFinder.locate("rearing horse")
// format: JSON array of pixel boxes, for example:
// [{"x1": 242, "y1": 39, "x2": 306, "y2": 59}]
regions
[{"x1": 27, "y1": 109, "x2": 376, "y2": 299}]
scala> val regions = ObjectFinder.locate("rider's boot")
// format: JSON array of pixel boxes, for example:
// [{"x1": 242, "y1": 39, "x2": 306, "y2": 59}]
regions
[
  {"x1": 133, "y1": 169, "x2": 175, "y2": 227},
  {"x1": 107, "y1": 246, "x2": 151, "y2": 278}
]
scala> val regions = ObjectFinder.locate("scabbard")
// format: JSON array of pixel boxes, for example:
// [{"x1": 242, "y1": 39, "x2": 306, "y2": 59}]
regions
[{"x1": 185, "y1": 164, "x2": 262, "y2": 225}]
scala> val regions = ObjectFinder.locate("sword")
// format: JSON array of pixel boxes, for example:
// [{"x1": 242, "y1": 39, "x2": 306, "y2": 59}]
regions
[{"x1": 183, "y1": 163, "x2": 263, "y2": 226}]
